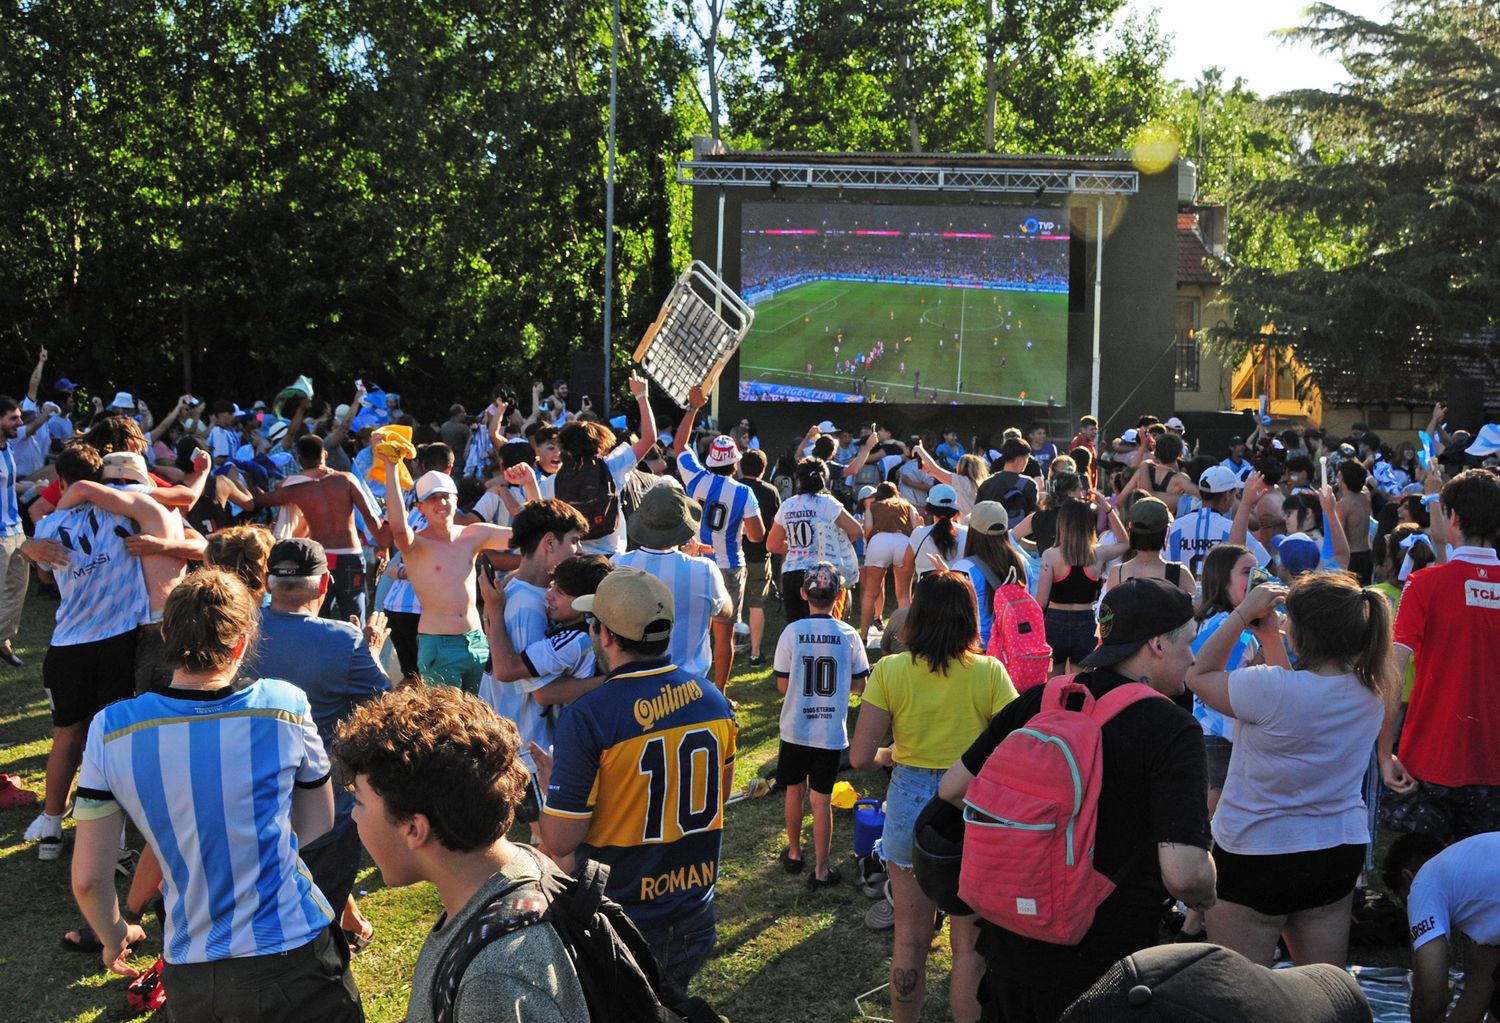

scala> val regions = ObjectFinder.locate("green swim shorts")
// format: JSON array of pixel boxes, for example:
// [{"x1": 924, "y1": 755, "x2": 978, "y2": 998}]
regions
[{"x1": 417, "y1": 629, "x2": 489, "y2": 694}]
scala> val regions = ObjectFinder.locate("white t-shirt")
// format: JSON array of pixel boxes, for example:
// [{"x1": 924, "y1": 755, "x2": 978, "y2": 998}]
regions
[
  {"x1": 472, "y1": 486, "x2": 526, "y2": 528},
  {"x1": 909, "y1": 523, "x2": 968, "y2": 577},
  {"x1": 773, "y1": 614, "x2": 870, "y2": 750},
  {"x1": 1406, "y1": 832, "x2": 1500, "y2": 950},
  {"x1": 538, "y1": 444, "x2": 637, "y2": 556},
  {"x1": 775, "y1": 493, "x2": 848, "y2": 574},
  {"x1": 1212, "y1": 664, "x2": 1384, "y2": 854}
]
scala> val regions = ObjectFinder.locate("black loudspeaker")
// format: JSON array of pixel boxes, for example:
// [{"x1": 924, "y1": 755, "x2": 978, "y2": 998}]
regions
[
  {"x1": 1446, "y1": 376, "x2": 1485, "y2": 433},
  {"x1": 571, "y1": 352, "x2": 607, "y2": 413}
]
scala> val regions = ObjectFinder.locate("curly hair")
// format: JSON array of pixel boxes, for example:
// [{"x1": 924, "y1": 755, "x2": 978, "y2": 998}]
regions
[
  {"x1": 332, "y1": 686, "x2": 530, "y2": 852},
  {"x1": 161, "y1": 568, "x2": 260, "y2": 674},
  {"x1": 204, "y1": 524, "x2": 275, "y2": 595}
]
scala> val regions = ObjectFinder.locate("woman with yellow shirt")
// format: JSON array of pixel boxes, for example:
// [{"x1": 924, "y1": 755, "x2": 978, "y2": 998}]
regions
[{"x1": 852, "y1": 571, "x2": 1018, "y2": 1023}]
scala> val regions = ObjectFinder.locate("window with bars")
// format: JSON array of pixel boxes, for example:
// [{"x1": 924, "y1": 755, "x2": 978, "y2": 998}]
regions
[{"x1": 1174, "y1": 298, "x2": 1201, "y2": 392}]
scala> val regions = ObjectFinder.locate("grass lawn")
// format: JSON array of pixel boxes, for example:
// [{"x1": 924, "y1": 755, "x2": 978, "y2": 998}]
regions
[
  {"x1": 739, "y1": 279, "x2": 1068, "y2": 407},
  {"x1": 0, "y1": 585, "x2": 975, "y2": 1023}
]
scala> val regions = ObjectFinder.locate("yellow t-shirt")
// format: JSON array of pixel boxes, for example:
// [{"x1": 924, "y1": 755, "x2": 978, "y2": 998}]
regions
[{"x1": 863, "y1": 651, "x2": 1018, "y2": 769}]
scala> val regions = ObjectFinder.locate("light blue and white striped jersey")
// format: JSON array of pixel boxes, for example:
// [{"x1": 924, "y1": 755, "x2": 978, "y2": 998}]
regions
[
  {"x1": 380, "y1": 507, "x2": 426, "y2": 616},
  {"x1": 1166, "y1": 508, "x2": 1271, "y2": 580},
  {"x1": 0, "y1": 443, "x2": 20, "y2": 536},
  {"x1": 521, "y1": 625, "x2": 596, "y2": 683},
  {"x1": 479, "y1": 577, "x2": 553, "y2": 763},
  {"x1": 1191, "y1": 613, "x2": 1261, "y2": 740},
  {"x1": 1371, "y1": 456, "x2": 1408, "y2": 496},
  {"x1": 773, "y1": 614, "x2": 869, "y2": 750},
  {"x1": 34, "y1": 504, "x2": 149, "y2": 644},
  {"x1": 351, "y1": 444, "x2": 384, "y2": 505},
  {"x1": 612, "y1": 547, "x2": 728, "y2": 679},
  {"x1": 676, "y1": 446, "x2": 760, "y2": 570},
  {"x1": 463, "y1": 425, "x2": 493, "y2": 478},
  {"x1": 74, "y1": 679, "x2": 334, "y2": 964},
  {"x1": 12, "y1": 422, "x2": 50, "y2": 478}
]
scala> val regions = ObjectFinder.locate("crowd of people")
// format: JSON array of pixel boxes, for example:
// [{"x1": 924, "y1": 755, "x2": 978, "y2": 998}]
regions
[{"x1": 3, "y1": 338, "x2": 1500, "y2": 1023}]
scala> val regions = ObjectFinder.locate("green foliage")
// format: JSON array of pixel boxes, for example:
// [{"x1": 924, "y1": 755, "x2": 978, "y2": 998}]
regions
[
  {"x1": 724, "y1": 0, "x2": 1170, "y2": 154},
  {"x1": 0, "y1": 1, "x2": 693, "y2": 408},
  {"x1": 1218, "y1": 0, "x2": 1500, "y2": 385}
]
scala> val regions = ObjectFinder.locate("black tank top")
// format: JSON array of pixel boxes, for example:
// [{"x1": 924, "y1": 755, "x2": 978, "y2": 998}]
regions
[{"x1": 1050, "y1": 565, "x2": 1104, "y2": 605}]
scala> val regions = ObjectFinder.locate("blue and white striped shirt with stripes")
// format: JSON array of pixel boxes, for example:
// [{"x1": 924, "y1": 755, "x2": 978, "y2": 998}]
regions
[
  {"x1": 0, "y1": 443, "x2": 20, "y2": 536},
  {"x1": 612, "y1": 547, "x2": 729, "y2": 680},
  {"x1": 35, "y1": 504, "x2": 150, "y2": 645},
  {"x1": 75, "y1": 679, "x2": 334, "y2": 964},
  {"x1": 381, "y1": 507, "x2": 427, "y2": 616},
  {"x1": 677, "y1": 446, "x2": 760, "y2": 570}
]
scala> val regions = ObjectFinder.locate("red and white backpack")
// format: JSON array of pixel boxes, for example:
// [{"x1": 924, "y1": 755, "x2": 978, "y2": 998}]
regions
[{"x1": 958, "y1": 674, "x2": 1166, "y2": 945}]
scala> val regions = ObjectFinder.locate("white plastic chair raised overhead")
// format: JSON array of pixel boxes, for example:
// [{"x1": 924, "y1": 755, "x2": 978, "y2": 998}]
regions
[{"x1": 633, "y1": 260, "x2": 755, "y2": 407}]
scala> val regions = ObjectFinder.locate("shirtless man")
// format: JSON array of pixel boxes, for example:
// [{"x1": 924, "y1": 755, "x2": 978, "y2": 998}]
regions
[
  {"x1": 48, "y1": 450, "x2": 211, "y2": 693},
  {"x1": 381, "y1": 462, "x2": 512, "y2": 693},
  {"x1": 1336, "y1": 459, "x2": 1375, "y2": 584},
  {"x1": 249, "y1": 434, "x2": 385, "y2": 622}
]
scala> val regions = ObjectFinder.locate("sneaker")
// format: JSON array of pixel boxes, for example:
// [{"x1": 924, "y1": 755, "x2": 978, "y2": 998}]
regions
[
  {"x1": 26, "y1": 813, "x2": 65, "y2": 861},
  {"x1": 748, "y1": 654, "x2": 765, "y2": 668},
  {"x1": 116, "y1": 847, "x2": 140, "y2": 877},
  {"x1": 0, "y1": 645, "x2": 22, "y2": 667},
  {"x1": 864, "y1": 886, "x2": 895, "y2": 930}
]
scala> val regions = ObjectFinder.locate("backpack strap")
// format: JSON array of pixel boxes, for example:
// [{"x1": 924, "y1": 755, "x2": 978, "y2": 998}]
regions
[
  {"x1": 971, "y1": 559, "x2": 1002, "y2": 593},
  {"x1": 1091, "y1": 681, "x2": 1169, "y2": 725},
  {"x1": 430, "y1": 868, "x2": 551, "y2": 1023}
]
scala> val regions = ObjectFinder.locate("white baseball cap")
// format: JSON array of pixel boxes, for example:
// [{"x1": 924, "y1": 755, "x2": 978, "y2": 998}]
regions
[
  {"x1": 1198, "y1": 465, "x2": 1243, "y2": 495},
  {"x1": 1165, "y1": 416, "x2": 1185, "y2": 431},
  {"x1": 414, "y1": 470, "x2": 458, "y2": 502}
]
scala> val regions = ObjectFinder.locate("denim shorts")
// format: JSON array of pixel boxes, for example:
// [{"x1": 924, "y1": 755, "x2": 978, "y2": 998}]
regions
[
  {"x1": 880, "y1": 764, "x2": 946, "y2": 870},
  {"x1": 1044, "y1": 607, "x2": 1098, "y2": 666},
  {"x1": 638, "y1": 898, "x2": 716, "y2": 992}
]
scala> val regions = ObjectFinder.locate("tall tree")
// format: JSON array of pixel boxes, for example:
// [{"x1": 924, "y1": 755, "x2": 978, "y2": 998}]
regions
[{"x1": 1221, "y1": 0, "x2": 1500, "y2": 384}]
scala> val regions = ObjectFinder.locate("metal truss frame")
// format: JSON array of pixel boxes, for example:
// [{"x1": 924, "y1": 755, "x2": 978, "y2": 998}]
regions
[{"x1": 677, "y1": 160, "x2": 1138, "y2": 195}]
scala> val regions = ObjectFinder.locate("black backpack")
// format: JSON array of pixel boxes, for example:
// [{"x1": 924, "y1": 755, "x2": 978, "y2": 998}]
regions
[
  {"x1": 432, "y1": 849, "x2": 722, "y2": 1023},
  {"x1": 553, "y1": 456, "x2": 619, "y2": 541}
]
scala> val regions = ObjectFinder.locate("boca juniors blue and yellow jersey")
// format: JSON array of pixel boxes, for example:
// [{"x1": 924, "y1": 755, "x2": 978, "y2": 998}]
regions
[{"x1": 545, "y1": 658, "x2": 737, "y2": 924}]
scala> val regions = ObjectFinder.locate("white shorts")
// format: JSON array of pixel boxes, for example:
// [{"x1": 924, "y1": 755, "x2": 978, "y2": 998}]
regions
[{"x1": 864, "y1": 531, "x2": 910, "y2": 570}]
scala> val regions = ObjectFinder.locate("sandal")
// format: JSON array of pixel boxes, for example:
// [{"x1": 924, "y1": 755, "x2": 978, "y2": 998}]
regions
[
  {"x1": 62, "y1": 925, "x2": 144, "y2": 955},
  {"x1": 807, "y1": 865, "x2": 843, "y2": 890},
  {"x1": 778, "y1": 846, "x2": 804, "y2": 874},
  {"x1": 0, "y1": 775, "x2": 38, "y2": 810},
  {"x1": 343, "y1": 922, "x2": 375, "y2": 953}
]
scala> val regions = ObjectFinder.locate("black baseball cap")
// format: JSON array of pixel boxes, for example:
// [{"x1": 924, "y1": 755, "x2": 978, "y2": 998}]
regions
[
  {"x1": 1078, "y1": 577, "x2": 1193, "y2": 668},
  {"x1": 266, "y1": 538, "x2": 329, "y2": 578},
  {"x1": 1059, "y1": 944, "x2": 1371, "y2": 1023}
]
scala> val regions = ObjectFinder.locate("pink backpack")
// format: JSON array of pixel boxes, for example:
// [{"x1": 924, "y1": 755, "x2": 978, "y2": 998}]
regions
[
  {"x1": 985, "y1": 571, "x2": 1052, "y2": 692},
  {"x1": 957, "y1": 674, "x2": 1166, "y2": 945}
]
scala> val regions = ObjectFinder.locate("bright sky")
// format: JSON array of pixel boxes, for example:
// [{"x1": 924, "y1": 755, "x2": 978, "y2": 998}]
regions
[{"x1": 1122, "y1": 0, "x2": 1393, "y2": 96}]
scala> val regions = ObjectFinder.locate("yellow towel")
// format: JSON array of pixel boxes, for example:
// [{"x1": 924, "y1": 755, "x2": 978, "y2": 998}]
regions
[{"x1": 367, "y1": 424, "x2": 416, "y2": 492}]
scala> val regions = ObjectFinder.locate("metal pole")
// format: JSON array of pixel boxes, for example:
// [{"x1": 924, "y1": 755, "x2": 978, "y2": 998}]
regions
[
  {"x1": 602, "y1": 0, "x2": 619, "y2": 420},
  {"x1": 711, "y1": 190, "x2": 725, "y2": 424},
  {"x1": 1090, "y1": 199, "x2": 1104, "y2": 421}
]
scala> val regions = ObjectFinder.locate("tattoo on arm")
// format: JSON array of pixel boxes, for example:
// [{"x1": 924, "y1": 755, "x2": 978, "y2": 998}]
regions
[{"x1": 892, "y1": 968, "x2": 920, "y2": 1001}]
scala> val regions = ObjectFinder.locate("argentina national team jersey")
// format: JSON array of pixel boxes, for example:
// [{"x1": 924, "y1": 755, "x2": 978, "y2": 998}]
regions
[
  {"x1": 544, "y1": 658, "x2": 736, "y2": 925},
  {"x1": 612, "y1": 548, "x2": 728, "y2": 679},
  {"x1": 773, "y1": 614, "x2": 870, "y2": 750},
  {"x1": 381, "y1": 507, "x2": 427, "y2": 615},
  {"x1": 0, "y1": 443, "x2": 20, "y2": 535},
  {"x1": 676, "y1": 446, "x2": 760, "y2": 570},
  {"x1": 1166, "y1": 508, "x2": 1271, "y2": 579},
  {"x1": 521, "y1": 624, "x2": 596, "y2": 681},
  {"x1": 35, "y1": 504, "x2": 149, "y2": 645},
  {"x1": 74, "y1": 679, "x2": 334, "y2": 964}
]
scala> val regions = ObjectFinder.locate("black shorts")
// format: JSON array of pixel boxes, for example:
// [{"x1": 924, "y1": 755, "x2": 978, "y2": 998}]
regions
[
  {"x1": 43, "y1": 631, "x2": 139, "y2": 728},
  {"x1": 775, "y1": 740, "x2": 842, "y2": 795},
  {"x1": 1213, "y1": 842, "x2": 1365, "y2": 917}
]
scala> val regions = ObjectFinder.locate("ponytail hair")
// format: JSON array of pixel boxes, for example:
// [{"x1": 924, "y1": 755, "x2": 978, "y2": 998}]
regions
[
  {"x1": 1284, "y1": 572, "x2": 1394, "y2": 695},
  {"x1": 927, "y1": 507, "x2": 960, "y2": 560}
]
